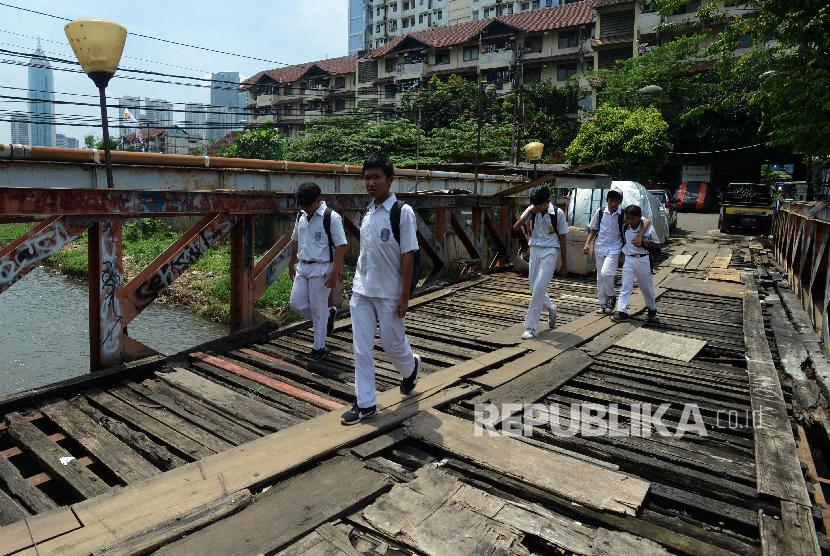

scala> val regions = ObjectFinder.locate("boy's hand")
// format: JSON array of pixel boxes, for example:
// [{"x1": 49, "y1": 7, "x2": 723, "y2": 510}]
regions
[
  {"x1": 288, "y1": 265, "x2": 296, "y2": 281},
  {"x1": 632, "y1": 237, "x2": 642, "y2": 247},
  {"x1": 582, "y1": 244, "x2": 590, "y2": 255},
  {"x1": 324, "y1": 272, "x2": 338, "y2": 289},
  {"x1": 396, "y1": 294, "x2": 409, "y2": 318}
]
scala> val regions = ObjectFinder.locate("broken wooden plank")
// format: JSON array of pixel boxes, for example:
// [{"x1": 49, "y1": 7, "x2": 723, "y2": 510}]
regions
[
  {"x1": 707, "y1": 268, "x2": 743, "y2": 283},
  {"x1": 39, "y1": 399, "x2": 160, "y2": 485},
  {"x1": 155, "y1": 457, "x2": 391, "y2": 555},
  {"x1": 93, "y1": 489, "x2": 252, "y2": 556},
  {"x1": 405, "y1": 409, "x2": 650, "y2": 515},
  {"x1": 759, "y1": 502, "x2": 820, "y2": 556},
  {"x1": 614, "y1": 328, "x2": 707, "y2": 363},
  {"x1": 0, "y1": 507, "x2": 81, "y2": 556},
  {"x1": 0, "y1": 488, "x2": 27, "y2": 526},
  {"x1": 350, "y1": 428, "x2": 408, "y2": 460},
  {"x1": 5, "y1": 414, "x2": 109, "y2": 499},
  {"x1": 662, "y1": 275, "x2": 744, "y2": 298},
  {"x1": 156, "y1": 368, "x2": 299, "y2": 431},
  {"x1": 671, "y1": 254, "x2": 693, "y2": 267},
  {"x1": 0, "y1": 453, "x2": 57, "y2": 514}
]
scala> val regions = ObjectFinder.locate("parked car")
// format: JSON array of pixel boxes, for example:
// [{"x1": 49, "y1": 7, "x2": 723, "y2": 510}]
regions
[
  {"x1": 649, "y1": 189, "x2": 677, "y2": 233},
  {"x1": 718, "y1": 183, "x2": 773, "y2": 234}
]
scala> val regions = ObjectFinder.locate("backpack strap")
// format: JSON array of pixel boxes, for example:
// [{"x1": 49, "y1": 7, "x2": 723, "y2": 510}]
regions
[
  {"x1": 323, "y1": 207, "x2": 334, "y2": 262},
  {"x1": 594, "y1": 207, "x2": 603, "y2": 231},
  {"x1": 618, "y1": 210, "x2": 624, "y2": 240},
  {"x1": 390, "y1": 200, "x2": 402, "y2": 246},
  {"x1": 622, "y1": 222, "x2": 629, "y2": 246}
]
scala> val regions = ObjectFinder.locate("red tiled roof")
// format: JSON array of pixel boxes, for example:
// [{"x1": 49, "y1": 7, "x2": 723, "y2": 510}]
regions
[
  {"x1": 242, "y1": 55, "x2": 357, "y2": 89},
  {"x1": 368, "y1": 0, "x2": 597, "y2": 58},
  {"x1": 593, "y1": 0, "x2": 634, "y2": 7}
]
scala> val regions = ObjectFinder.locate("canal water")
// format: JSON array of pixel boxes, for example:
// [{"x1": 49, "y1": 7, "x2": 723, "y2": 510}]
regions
[{"x1": 0, "y1": 267, "x2": 228, "y2": 396}]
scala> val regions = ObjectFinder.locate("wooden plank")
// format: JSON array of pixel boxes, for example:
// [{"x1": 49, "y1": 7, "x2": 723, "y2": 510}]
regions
[
  {"x1": 0, "y1": 454, "x2": 57, "y2": 514},
  {"x1": 405, "y1": 409, "x2": 650, "y2": 515},
  {"x1": 469, "y1": 348, "x2": 562, "y2": 388},
  {"x1": 614, "y1": 328, "x2": 706, "y2": 363},
  {"x1": 350, "y1": 428, "x2": 408, "y2": 459},
  {"x1": 155, "y1": 457, "x2": 392, "y2": 555},
  {"x1": 5, "y1": 414, "x2": 110, "y2": 499},
  {"x1": 93, "y1": 489, "x2": 252, "y2": 556},
  {"x1": 707, "y1": 268, "x2": 743, "y2": 283},
  {"x1": 662, "y1": 275, "x2": 744, "y2": 298},
  {"x1": 759, "y1": 502, "x2": 820, "y2": 556},
  {"x1": 0, "y1": 508, "x2": 81, "y2": 556},
  {"x1": 85, "y1": 389, "x2": 214, "y2": 461},
  {"x1": 156, "y1": 368, "x2": 299, "y2": 431},
  {"x1": 0, "y1": 487, "x2": 27, "y2": 526},
  {"x1": 671, "y1": 254, "x2": 693, "y2": 267},
  {"x1": 39, "y1": 399, "x2": 160, "y2": 485}
]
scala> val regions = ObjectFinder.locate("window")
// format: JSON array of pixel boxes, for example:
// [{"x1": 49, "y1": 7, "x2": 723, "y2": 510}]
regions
[
  {"x1": 557, "y1": 63, "x2": 577, "y2": 81},
  {"x1": 283, "y1": 85, "x2": 291, "y2": 95},
  {"x1": 737, "y1": 32, "x2": 753, "y2": 48},
  {"x1": 334, "y1": 99, "x2": 346, "y2": 112},
  {"x1": 403, "y1": 18, "x2": 409, "y2": 27},
  {"x1": 521, "y1": 2, "x2": 529, "y2": 10},
  {"x1": 334, "y1": 75, "x2": 346, "y2": 88},
  {"x1": 435, "y1": 49, "x2": 450, "y2": 64},
  {"x1": 385, "y1": 84, "x2": 396, "y2": 98},
  {"x1": 419, "y1": 13, "x2": 424, "y2": 23},
  {"x1": 391, "y1": 2, "x2": 397, "y2": 12},
  {"x1": 376, "y1": 24, "x2": 382, "y2": 33},
  {"x1": 524, "y1": 67, "x2": 542, "y2": 82},
  {"x1": 410, "y1": 16, "x2": 415, "y2": 26},
  {"x1": 472, "y1": 10, "x2": 479, "y2": 20},
  {"x1": 558, "y1": 30, "x2": 579, "y2": 48},
  {"x1": 524, "y1": 36, "x2": 543, "y2": 52},
  {"x1": 403, "y1": 0, "x2": 409, "y2": 9},
  {"x1": 437, "y1": 10, "x2": 442, "y2": 19},
  {"x1": 385, "y1": 57, "x2": 396, "y2": 72},
  {"x1": 463, "y1": 45, "x2": 479, "y2": 61}
]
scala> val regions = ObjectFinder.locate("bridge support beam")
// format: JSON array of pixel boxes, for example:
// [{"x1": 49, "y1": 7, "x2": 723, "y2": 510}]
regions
[
  {"x1": 230, "y1": 216, "x2": 255, "y2": 332},
  {"x1": 88, "y1": 220, "x2": 124, "y2": 371}
]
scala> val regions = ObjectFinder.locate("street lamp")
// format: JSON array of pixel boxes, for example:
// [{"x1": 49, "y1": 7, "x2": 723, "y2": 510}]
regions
[
  {"x1": 65, "y1": 19, "x2": 127, "y2": 189},
  {"x1": 523, "y1": 141, "x2": 544, "y2": 180},
  {"x1": 637, "y1": 84, "x2": 664, "y2": 95}
]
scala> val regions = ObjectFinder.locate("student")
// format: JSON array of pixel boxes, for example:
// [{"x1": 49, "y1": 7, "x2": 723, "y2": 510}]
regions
[
  {"x1": 341, "y1": 153, "x2": 421, "y2": 426},
  {"x1": 612, "y1": 204, "x2": 659, "y2": 322},
  {"x1": 288, "y1": 182, "x2": 348, "y2": 361},
  {"x1": 513, "y1": 186, "x2": 569, "y2": 340},
  {"x1": 583, "y1": 191, "x2": 650, "y2": 314}
]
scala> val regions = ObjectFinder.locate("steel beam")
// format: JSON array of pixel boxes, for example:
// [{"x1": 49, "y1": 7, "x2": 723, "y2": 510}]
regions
[
  {"x1": 252, "y1": 233, "x2": 292, "y2": 301},
  {"x1": 88, "y1": 220, "x2": 124, "y2": 371},
  {"x1": 230, "y1": 216, "x2": 255, "y2": 332}
]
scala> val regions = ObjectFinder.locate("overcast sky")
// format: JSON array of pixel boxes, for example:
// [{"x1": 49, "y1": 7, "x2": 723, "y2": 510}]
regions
[{"x1": 0, "y1": 0, "x2": 348, "y2": 143}]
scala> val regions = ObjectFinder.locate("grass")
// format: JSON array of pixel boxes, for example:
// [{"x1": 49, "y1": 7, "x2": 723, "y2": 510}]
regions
[{"x1": 0, "y1": 220, "x2": 318, "y2": 325}]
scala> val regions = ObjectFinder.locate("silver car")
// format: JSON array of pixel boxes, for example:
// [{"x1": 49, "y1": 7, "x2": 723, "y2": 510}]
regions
[{"x1": 649, "y1": 189, "x2": 677, "y2": 233}]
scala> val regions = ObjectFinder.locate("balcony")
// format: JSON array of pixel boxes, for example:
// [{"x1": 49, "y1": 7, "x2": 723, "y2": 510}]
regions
[
  {"x1": 255, "y1": 95, "x2": 274, "y2": 108},
  {"x1": 639, "y1": 11, "x2": 661, "y2": 35},
  {"x1": 396, "y1": 61, "x2": 425, "y2": 79},
  {"x1": 478, "y1": 49, "x2": 515, "y2": 70}
]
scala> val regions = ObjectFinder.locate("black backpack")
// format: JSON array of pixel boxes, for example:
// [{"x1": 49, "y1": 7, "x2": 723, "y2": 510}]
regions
[
  {"x1": 530, "y1": 207, "x2": 561, "y2": 239},
  {"x1": 296, "y1": 207, "x2": 334, "y2": 262},
  {"x1": 593, "y1": 208, "x2": 624, "y2": 245},
  {"x1": 623, "y1": 219, "x2": 661, "y2": 271},
  {"x1": 390, "y1": 201, "x2": 420, "y2": 296}
]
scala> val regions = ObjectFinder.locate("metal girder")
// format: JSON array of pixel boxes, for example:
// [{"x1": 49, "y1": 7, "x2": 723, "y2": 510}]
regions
[
  {"x1": 230, "y1": 216, "x2": 255, "y2": 332},
  {"x1": 450, "y1": 209, "x2": 483, "y2": 268},
  {"x1": 252, "y1": 233, "x2": 292, "y2": 301},
  {"x1": 89, "y1": 220, "x2": 123, "y2": 371}
]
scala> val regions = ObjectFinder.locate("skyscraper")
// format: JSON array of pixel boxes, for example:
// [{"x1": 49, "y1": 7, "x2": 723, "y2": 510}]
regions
[
  {"x1": 210, "y1": 72, "x2": 240, "y2": 109},
  {"x1": 10, "y1": 112, "x2": 29, "y2": 145},
  {"x1": 205, "y1": 106, "x2": 240, "y2": 144},
  {"x1": 184, "y1": 103, "x2": 209, "y2": 140},
  {"x1": 27, "y1": 42, "x2": 55, "y2": 147},
  {"x1": 55, "y1": 133, "x2": 80, "y2": 149},
  {"x1": 143, "y1": 98, "x2": 174, "y2": 128}
]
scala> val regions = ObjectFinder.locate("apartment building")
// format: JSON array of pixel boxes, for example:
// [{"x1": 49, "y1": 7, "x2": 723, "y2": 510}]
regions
[
  {"x1": 358, "y1": 1, "x2": 596, "y2": 110},
  {"x1": 243, "y1": 55, "x2": 358, "y2": 136}
]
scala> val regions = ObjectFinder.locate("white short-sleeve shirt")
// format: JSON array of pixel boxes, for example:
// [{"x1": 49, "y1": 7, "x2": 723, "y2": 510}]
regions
[
  {"x1": 589, "y1": 207, "x2": 624, "y2": 256},
  {"x1": 524, "y1": 204, "x2": 569, "y2": 249},
  {"x1": 290, "y1": 201, "x2": 348, "y2": 262},
  {"x1": 622, "y1": 221, "x2": 659, "y2": 256},
  {"x1": 352, "y1": 194, "x2": 418, "y2": 299}
]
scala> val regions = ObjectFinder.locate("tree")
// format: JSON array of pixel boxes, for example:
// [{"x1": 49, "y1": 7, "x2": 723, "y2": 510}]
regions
[
  {"x1": 84, "y1": 134, "x2": 96, "y2": 149},
  {"x1": 509, "y1": 79, "x2": 584, "y2": 161},
  {"x1": 566, "y1": 105, "x2": 671, "y2": 182},
  {"x1": 90, "y1": 136, "x2": 119, "y2": 150},
  {"x1": 399, "y1": 75, "x2": 505, "y2": 132},
  {"x1": 423, "y1": 120, "x2": 513, "y2": 164},
  {"x1": 217, "y1": 128, "x2": 286, "y2": 160}
]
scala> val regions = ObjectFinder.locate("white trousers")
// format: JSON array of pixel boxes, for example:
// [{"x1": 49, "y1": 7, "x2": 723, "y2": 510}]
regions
[
  {"x1": 595, "y1": 252, "x2": 620, "y2": 306},
  {"x1": 350, "y1": 292, "x2": 415, "y2": 408},
  {"x1": 524, "y1": 246, "x2": 559, "y2": 330},
  {"x1": 616, "y1": 256, "x2": 657, "y2": 313},
  {"x1": 289, "y1": 268, "x2": 331, "y2": 350}
]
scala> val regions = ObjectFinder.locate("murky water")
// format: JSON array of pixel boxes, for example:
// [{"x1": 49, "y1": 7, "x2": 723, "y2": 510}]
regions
[{"x1": 0, "y1": 267, "x2": 228, "y2": 396}]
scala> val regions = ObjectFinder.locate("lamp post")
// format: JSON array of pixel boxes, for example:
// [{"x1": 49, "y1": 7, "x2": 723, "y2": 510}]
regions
[
  {"x1": 65, "y1": 19, "x2": 127, "y2": 189},
  {"x1": 523, "y1": 141, "x2": 544, "y2": 180}
]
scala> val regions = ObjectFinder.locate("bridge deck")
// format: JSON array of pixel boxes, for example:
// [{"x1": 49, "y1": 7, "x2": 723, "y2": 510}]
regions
[{"x1": 0, "y1": 237, "x2": 819, "y2": 555}]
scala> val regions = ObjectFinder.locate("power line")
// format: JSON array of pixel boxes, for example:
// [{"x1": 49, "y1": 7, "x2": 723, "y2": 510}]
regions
[{"x1": 0, "y1": 1, "x2": 292, "y2": 67}]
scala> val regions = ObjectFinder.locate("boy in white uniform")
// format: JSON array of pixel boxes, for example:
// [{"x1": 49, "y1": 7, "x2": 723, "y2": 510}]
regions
[
  {"x1": 583, "y1": 190, "x2": 650, "y2": 314},
  {"x1": 612, "y1": 204, "x2": 659, "y2": 322},
  {"x1": 288, "y1": 182, "x2": 348, "y2": 361},
  {"x1": 341, "y1": 153, "x2": 421, "y2": 425},
  {"x1": 513, "y1": 187, "x2": 569, "y2": 340}
]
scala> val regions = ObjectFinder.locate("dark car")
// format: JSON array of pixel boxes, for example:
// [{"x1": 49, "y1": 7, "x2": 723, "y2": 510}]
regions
[{"x1": 718, "y1": 183, "x2": 773, "y2": 234}]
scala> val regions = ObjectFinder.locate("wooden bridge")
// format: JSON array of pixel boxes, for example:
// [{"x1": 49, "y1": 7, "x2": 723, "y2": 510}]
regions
[{"x1": 0, "y1": 149, "x2": 829, "y2": 555}]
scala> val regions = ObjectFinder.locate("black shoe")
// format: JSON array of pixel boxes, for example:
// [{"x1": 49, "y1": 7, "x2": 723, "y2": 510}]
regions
[
  {"x1": 611, "y1": 312, "x2": 629, "y2": 323},
  {"x1": 327, "y1": 307, "x2": 337, "y2": 336},
  {"x1": 647, "y1": 308, "x2": 658, "y2": 321},
  {"x1": 401, "y1": 354, "x2": 421, "y2": 395},
  {"x1": 341, "y1": 403, "x2": 376, "y2": 425},
  {"x1": 307, "y1": 348, "x2": 327, "y2": 361}
]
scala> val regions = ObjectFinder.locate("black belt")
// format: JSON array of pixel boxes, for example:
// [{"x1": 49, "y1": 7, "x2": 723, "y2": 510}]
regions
[
  {"x1": 626, "y1": 253, "x2": 648, "y2": 258},
  {"x1": 299, "y1": 259, "x2": 329, "y2": 264}
]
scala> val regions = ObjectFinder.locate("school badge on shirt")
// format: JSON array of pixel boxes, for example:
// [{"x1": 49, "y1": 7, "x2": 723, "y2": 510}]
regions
[
  {"x1": 548, "y1": 225, "x2": 555, "y2": 235},
  {"x1": 380, "y1": 228, "x2": 391, "y2": 242},
  {"x1": 315, "y1": 231, "x2": 322, "y2": 242}
]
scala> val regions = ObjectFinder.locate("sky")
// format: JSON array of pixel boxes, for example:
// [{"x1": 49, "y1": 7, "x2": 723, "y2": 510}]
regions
[{"x1": 0, "y1": 0, "x2": 348, "y2": 143}]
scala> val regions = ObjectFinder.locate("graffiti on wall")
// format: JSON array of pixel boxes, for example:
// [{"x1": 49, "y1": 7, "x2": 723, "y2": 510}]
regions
[{"x1": 99, "y1": 221, "x2": 123, "y2": 361}]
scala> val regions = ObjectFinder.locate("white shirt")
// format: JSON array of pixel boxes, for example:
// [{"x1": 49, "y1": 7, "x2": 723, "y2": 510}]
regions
[
  {"x1": 589, "y1": 207, "x2": 624, "y2": 256},
  {"x1": 523, "y1": 204, "x2": 569, "y2": 249},
  {"x1": 622, "y1": 221, "x2": 659, "y2": 256},
  {"x1": 291, "y1": 200, "x2": 348, "y2": 262},
  {"x1": 352, "y1": 194, "x2": 419, "y2": 299}
]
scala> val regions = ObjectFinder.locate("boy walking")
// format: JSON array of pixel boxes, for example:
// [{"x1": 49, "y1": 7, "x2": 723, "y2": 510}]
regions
[
  {"x1": 612, "y1": 205, "x2": 659, "y2": 322},
  {"x1": 288, "y1": 182, "x2": 348, "y2": 361},
  {"x1": 341, "y1": 153, "x2": 421, "y2": 425},
  {"x1": 513, "y1": 187, "x2": 568, "y2": 340}
]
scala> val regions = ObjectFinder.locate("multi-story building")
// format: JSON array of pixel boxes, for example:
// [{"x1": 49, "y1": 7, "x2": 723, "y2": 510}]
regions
[
  {"x1": 122, "y1": 126, "x2": 201, "y2": 154},
  {"x1": 27, "y1": 43, "x2": 55, "y2": 147},
  {"x1": 243, "y1": 55, "x2": 359, "y2": 137},
  {"x1": 55, "y1": 134, "x2": 80, "y2": 149},
  {"x1": 211, "y1": 72, "x2": 241, "y2": 109},
  {"x1": 10, "y1": 112, "x2": 29, "y2": 145},
  {"x1": 184, "y1": 103, "x2": 209, "y2": 140},
  {"x1": 143, "y1": 98, "x2": 174, "y2": 128},
  {"x1": 206, "y1": 106, "x2": 243, "y2": 144},
  {"x1": 359, "y1": 1, "x2": 596, "y2": 110}
]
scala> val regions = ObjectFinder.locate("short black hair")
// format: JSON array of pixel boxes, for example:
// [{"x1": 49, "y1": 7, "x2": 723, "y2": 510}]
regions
[
  {"x1": 363, "y1": 152, "x2": 394, "y2": 178},
  {"x1": 624, "y1": 204, "x2": 642, "y2": 218},
  {"x1": 529, "y1": 186, "x2": 551, "y2": 205},
  {"x1": 295, "y1": 182, "x2": 321, "y2": 206},
  {"x1": 606, "y1": 190, "x2": 623, "y2": 202}
]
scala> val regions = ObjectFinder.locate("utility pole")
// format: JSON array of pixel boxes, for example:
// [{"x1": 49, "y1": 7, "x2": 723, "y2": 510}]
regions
[
  {"x1": 511, "y1": 49, "x2": 524, "y2": 167},
  {"x1": 475, "y1": 80, "x2": 484, "y2": 196}
]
